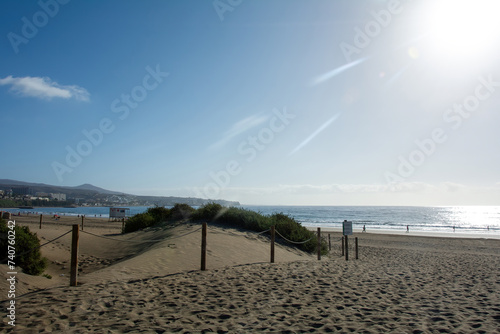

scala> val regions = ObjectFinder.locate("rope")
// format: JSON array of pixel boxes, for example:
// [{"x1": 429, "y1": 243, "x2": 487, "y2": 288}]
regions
[
  {"x1": 80, "y1": 226, "x2": 203, "y2": 243},
  {"x1": 39, "y1": 230, "x2": 73, "y2": 248},
  {"x1": 275, "y1": 230, "x2": 314, "y2": 245},
  {"x1": 0, "y1": 229, "x2": 72, "y2": 264},
  {"x1": 80, "y1": 230, "x2": 157, "y2": 243},
  {"x1": 167, "y1": 226, "x2": 203, "y2": 240},
  {"x1": 206, "y1": 227, "x2": 272, "y2": 240}
]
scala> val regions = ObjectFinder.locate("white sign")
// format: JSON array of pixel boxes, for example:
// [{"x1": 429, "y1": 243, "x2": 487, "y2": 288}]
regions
[
  {"x1": 109, "y1": 207, "x2": 129, "y2": 219},
  {"x1": 343, "y1": 220, "x2": 353, "y2": 236}
]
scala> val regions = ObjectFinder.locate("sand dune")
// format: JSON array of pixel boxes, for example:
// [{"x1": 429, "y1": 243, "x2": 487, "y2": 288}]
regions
[{"x1": 2, "y1": 216, "x2": 500, "y2": 333}]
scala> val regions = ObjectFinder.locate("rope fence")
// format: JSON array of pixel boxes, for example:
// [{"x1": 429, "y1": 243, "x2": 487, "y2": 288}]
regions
[
  {"x1": 274, "y1": 230, "x2": 315, "y2": 245},
  {"x1": 79, "y1": 226, "x2": 202, "y2": 243},
  {"x1": 39, "y1": 230, "x2": 73, "y2": 248},
  {"x1": 8, "y1": 214, "x2": 124, "y2": 230},
  {"x1": 80, "y1": 230, "x2": 163, "y2": 243},
  {"x1": 5, "y1": 220, "x2": 360, "y2": 287},
  {"x1": 0, "y1": 229, "x2": 73, "y2": 264}
]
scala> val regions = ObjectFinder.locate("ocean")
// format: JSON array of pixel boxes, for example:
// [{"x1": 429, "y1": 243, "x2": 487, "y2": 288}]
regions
[
  {"x1": 246, "y1": 206, "x2": 500, "y2": 235},
  {"x1": 4, "y1": 205, "x2": 499, "y2": 235}
]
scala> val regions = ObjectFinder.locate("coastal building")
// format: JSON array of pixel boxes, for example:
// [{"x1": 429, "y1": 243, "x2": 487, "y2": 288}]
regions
[
  {"x1": 12, "y1": 186, "x2": 32, "y2": 196},
  {"x1": 50, "y1": 193, "x2": 67, "y2": 201}
]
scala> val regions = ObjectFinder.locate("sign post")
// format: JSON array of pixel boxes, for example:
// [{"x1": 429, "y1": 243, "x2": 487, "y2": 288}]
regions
[
  {"x1": 342, "y1": 220, "x2": 353, "y2": 236},
  {"x1": 343, "y1": 220, "x2": 352, "y2": 261}
]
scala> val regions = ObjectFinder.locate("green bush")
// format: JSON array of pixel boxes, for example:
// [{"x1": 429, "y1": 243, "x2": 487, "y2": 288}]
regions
[
  {"x1": 270, "y1": 213, "x2": 327, "y2": 254},
  {"x1": 217, "y1": 207, "x2": 270, "y2": 231},
  {"x1": 146, "y1": 206, "x2": 171, "y2": 222},
  {"x1": 0, "y1": 219, "x2": 47, "y2": 275},
  {"x1": 123, "y1": 203, "x2": 327, "y2": 255},
  {"x1": 124, "y1": 204, "x2": 197, "y2": 233},
  {"x1": 170, "y1": 203, "x2": 195, "y2": 221},
  {"x1": 191, "y1": 203, "x2": 225, "y2": 221},
  {"x1": 192, "y1": 205, "x2": 327, "y2": 255},
  {"x1": 123, "y1": 212, "x2": 155, "y2": 233}
]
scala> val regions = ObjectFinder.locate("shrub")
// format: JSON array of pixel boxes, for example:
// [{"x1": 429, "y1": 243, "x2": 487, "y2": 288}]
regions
[
  {"x1": 123, "y1": 204, "x2": 196, "y2": 234},
  {"x1": 217, "y1": 207, "x2": 271, "y2": 231},
  {"x1": 146, "y1": 206, "x2": 171, "y2": 222},
  {"x1": 124, "y1": 203, "x2": 327, "y2": 255},
  {"x1": 0, "y1": 219, "x2": 48, "y2": 275},
  {"x1": 123, "y1": 212, "x2": 155, "y2": 233},
  {"x1": 192, "y1": 205, "x2": 327, "y2": 255},
  {"x1": 270, "y1": 213, "x2": 328, "y2": 255},
  {"x1": 170, "y1": 203, "x2": 195, "y2": 221},
  {"x1": 191, "y1": 203, "x2": 225, "y2": 221}
]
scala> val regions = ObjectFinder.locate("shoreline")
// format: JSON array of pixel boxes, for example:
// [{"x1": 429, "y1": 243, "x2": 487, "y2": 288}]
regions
[{"x1": 306, "y1": 226, "x2": 500, "y2": 240}]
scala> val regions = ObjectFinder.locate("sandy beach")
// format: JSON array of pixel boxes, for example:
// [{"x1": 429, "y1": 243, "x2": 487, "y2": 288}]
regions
[{"x1": 2, "y1": 215, "x2": 500, "y2": 333}]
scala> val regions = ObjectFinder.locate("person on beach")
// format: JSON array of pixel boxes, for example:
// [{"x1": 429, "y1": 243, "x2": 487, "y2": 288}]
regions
[
  {"x1": 362, "y1": 225, "x2": 366, "y2": 232},
  {"x1": 406, "y1": 225, "x2": 409, "y2": 233}
]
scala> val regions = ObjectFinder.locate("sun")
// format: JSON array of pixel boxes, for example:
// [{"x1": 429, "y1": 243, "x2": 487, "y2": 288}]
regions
[{"x1": 423, "y1": 0, "x2": 500, "y2": 62}]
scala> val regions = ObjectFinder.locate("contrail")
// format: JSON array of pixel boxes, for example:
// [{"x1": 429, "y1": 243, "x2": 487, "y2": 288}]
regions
[
  {"x1": 289, "y1": 113, "x2": 342, "y2": 156},
  {"x1": 385, "y1": 64, "x2": 410, "y2": 88},
  {"x1": 311, "y1": 57, "x2": 369, "y2": 86}
]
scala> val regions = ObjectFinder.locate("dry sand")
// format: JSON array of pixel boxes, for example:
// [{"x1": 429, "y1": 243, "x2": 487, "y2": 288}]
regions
[{"x1": 2, "y1": 215, "x2": 500, "y2": 333}]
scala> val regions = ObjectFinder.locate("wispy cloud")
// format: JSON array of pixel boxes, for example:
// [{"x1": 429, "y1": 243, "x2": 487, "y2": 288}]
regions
[
  {"x1": 209, "y1": 113, "x2": 270, "y2": 150},
  {"x1": 0, "y1": 75, "x2": 90, "y2": 101},
  {"x1": 311, "y1": 57, "x2": 369, "y2": 86},
  {"x1": 289, "y1": 113, "x2": 341, "y2": 156},
  {"x1": 384, "y1": 64, "x2": 410, "y2": 88}
]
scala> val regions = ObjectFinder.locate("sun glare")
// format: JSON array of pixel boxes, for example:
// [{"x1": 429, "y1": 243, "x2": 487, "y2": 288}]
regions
[{"x1": 424, "y1": 0, "x2": 500, "y2": 63}]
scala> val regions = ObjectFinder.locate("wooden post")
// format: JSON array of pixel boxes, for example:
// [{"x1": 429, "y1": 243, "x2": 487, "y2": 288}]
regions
[
  {"x1": 317, "y1": 228, "x2": 321, "y2": 260},
  {"x1": 345, "y1": 235, "x2": 349, "y2": 261},
  {"x1": 328, "y1": 234, "x2": 331, "y2": 251},
  {"x1": 70, "y1": 224, "x2": 79, "y2": 286},
  {"x1": 270, "y1": 226, "x2": 275, "y2": 263},
  {"x1": 355, "y1": 237, "x2": 358, "y2": 260},
  {"x1": 81, "y1": 215, "x2": 84, "y2": 230},
  {"x1": 341, "y1": 236, "x2": 344, "y2": 256},
  {"x1": 201, "y1": 222, "x2": 207, "y2": 271},
  {"x1": 39, "y1": 214, "x2": 43, "y2": 229}
]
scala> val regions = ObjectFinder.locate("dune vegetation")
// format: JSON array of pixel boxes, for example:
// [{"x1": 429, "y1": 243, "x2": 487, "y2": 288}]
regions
[{"x1": 124, "y1": 203, "x2": 327, "y2": 255}]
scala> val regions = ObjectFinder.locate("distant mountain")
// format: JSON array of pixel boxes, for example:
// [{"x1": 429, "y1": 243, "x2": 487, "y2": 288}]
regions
[
  {"x1": 70, "y1": 183, "x2": 124, "y2": 195},
  {"x1": 0, "y1": 179, "x2": 240, "y2": 207},
  {"x1": 0, "y1": 179, "x2": 47, "y2": 187},
  {"x1": 0, "y1": 179, "x2": 125, "y2": 195}
]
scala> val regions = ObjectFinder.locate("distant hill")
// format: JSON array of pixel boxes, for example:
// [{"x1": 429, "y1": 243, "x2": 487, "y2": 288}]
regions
[
  {"x1": 0, "y1": 179, "x2": 123, "y2": 196},
  {"x1": 70, "y1": 183, "x2": 123, "y2": 195},
  {"x1": 0, "y1": 179, "x2": 240, "y2": 207}
]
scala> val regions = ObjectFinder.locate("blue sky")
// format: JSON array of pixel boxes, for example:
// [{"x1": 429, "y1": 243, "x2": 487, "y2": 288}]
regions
[{"x1": 1, "y1": 0, "x2": 500, "y2": 205}]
